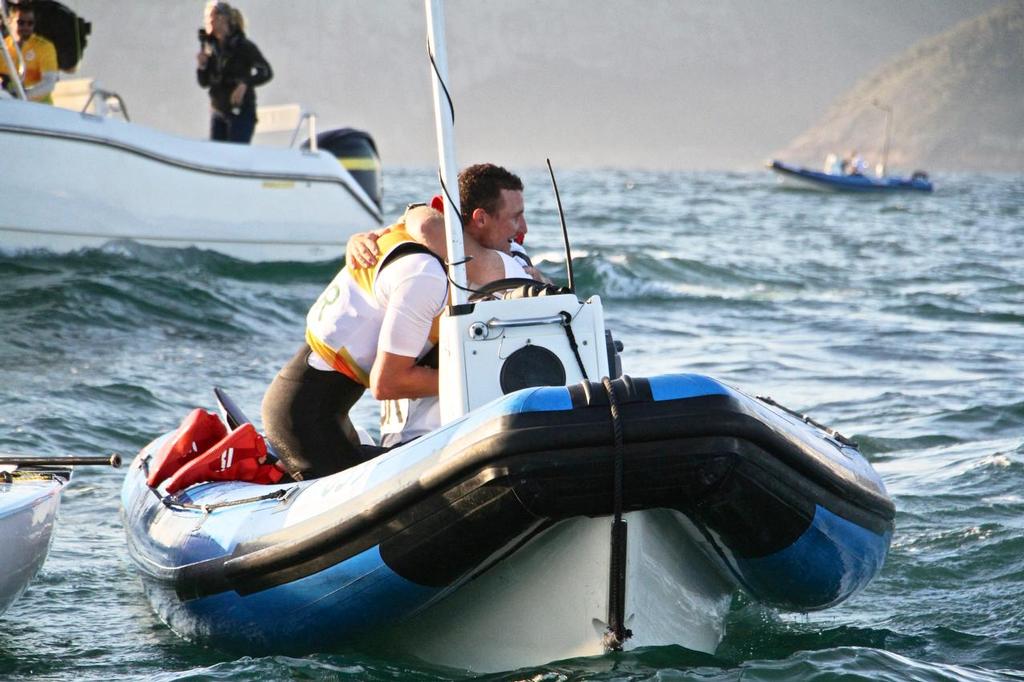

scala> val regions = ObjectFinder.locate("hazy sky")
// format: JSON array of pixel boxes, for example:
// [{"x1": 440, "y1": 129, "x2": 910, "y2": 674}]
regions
[{"x1": 62, "y1": 1, "x2": 1003, "y2": 169}]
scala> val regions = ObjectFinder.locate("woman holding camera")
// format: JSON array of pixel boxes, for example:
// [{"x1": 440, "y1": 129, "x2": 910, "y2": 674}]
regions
[{"x1": 196, "y1": 2, "x2": 272, "y2": 143}]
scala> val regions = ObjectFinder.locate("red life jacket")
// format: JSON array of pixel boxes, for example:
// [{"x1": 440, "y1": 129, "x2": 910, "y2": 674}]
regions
[{"x1": 147, "y1": 408, "x2": 283, "y2": 492}]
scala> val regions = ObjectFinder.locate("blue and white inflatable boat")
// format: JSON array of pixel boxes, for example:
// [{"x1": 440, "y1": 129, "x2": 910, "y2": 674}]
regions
[
  {"x1": 121, "y1": 4, "x2": 892, "y2": 669},
  {"x1": 122, "y1": 368, "x2": 893, "y2": 671},
  {"x1": 768, "y1": 159, "x2": 933, "y2": 193}
]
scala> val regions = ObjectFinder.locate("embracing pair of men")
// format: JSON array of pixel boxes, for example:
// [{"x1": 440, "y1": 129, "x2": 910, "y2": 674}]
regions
[{"x1": 262, "y1": 163, "x2": 545, "y2": 481}]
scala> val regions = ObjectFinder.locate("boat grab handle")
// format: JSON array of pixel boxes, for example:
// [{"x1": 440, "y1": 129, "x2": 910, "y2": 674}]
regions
[
  {"x1": 289, "y1": 112, "x2": 318, "y2": 152},
  {"x1": 82, "y1": 88, "x2": 131, "y2": 121},
  {"x1": 486, "y1": 313, "x2": 566, "y2": 329}
]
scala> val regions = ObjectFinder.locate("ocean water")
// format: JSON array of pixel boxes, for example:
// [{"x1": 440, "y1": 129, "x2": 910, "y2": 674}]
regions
[{"x1": 1, "y1": 169, "x2": 1022, "y2": 681}]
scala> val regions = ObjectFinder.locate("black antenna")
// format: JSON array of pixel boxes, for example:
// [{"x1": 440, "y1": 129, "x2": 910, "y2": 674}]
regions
[{"x1": 546, "y1": 158, "x2": 575, "y2": 292}]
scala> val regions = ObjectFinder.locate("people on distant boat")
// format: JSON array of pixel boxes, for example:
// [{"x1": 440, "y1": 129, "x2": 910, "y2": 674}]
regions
[
  {"x1": 196, "y1": 1, "x2": 272, "y2": 144},
  {"x1": 847, "y1": 150, "x2": 868, "y2": 176},
  {"x1": 261, "y1": 164, "x2": 531, "y2": 479},
  {"x1": 350, "y1": 164, "x2": 540, "y2": 448},
  {"x1": 0, "y1": 6, "x2": 59, "y2": 104},
  {"x1": 823, "y1": 153, "x2": 845, "y2": 176}
]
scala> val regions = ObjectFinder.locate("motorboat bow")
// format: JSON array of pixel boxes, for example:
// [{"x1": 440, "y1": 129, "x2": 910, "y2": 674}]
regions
[{"x1": 0, "y1": 465, "x2": 70, "y2": 616}]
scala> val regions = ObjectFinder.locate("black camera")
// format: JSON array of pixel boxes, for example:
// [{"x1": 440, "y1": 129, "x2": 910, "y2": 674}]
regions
[{"x1": 198, "y1": 28, "x2": 211, "y2": 44}]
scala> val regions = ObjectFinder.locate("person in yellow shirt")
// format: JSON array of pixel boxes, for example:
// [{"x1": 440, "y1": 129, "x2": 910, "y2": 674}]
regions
[{"x1": 1, "y1": 7, "x2": 58, "y2": 104}]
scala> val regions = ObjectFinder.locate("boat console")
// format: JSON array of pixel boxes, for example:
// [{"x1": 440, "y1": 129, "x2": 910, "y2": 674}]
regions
[{"x1": 438, "y1": 286, "x2": 621, "y2": 422}]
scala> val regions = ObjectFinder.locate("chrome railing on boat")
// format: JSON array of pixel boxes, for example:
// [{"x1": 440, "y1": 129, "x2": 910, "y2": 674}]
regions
[
  {"x1": 289, "y1": 111, "x2": 318, "y2": 152},
  {"x1": 255, "y1": 103, "x2": 319, "y2": 152},
  {"x1": 81, "y1": 87, "x2": 130, "y2": 121}
]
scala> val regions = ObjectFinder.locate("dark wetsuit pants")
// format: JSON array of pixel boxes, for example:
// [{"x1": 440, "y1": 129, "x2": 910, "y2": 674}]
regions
[
  {"x1": 261, "y1": 344, "x2": 381, "y2": 480},
  {"x1": 210, "y1": 101, "x2": 256, "y2": 144}
]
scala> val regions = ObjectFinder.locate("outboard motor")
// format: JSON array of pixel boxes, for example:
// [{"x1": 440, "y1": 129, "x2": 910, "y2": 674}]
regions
[{"x1": 306, "y1": 128, "x2": 382, "y2": 211}]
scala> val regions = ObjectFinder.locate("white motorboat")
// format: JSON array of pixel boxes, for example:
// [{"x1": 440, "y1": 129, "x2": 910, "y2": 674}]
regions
[
  {"x1": 0, "y1": 93, "x2": 383, "y2": 262},
  {"x1": 0, "y1": 0, "x2": 382, "y2": 263}
]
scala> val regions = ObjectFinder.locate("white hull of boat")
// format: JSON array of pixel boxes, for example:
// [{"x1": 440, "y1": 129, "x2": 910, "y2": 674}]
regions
[
  {"x1": 372, "y1": 510, "x2": 733, "y2": 672},
  {"x1": 0, "y1": 472, "x2": 67, "y2": 616},
  {"x1": 0, "y1": 98, "x2": 382, "y2": 262}
]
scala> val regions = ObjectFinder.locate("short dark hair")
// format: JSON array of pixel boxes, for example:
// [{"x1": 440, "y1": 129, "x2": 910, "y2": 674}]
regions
[{"x1": 459, "y1": 163, "x2": 523, "y2": 224}]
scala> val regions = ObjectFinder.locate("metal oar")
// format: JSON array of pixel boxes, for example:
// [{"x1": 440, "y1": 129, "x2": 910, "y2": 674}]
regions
[{"x1": 0, "y1": 453, "x2": 122, "y2": 468}]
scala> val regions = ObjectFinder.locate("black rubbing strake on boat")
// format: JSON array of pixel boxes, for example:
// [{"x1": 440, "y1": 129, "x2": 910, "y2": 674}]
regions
[
  {"x1": 186, "y1": 432, "x2": 843, "y2": 596},
  {"x1": 167, "y1": 381, "x2": 893, "y2": 599}
]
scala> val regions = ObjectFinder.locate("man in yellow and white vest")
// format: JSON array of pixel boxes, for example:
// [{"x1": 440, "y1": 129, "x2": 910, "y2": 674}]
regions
[
  {"x1": 261, "y1": 164, "x2": 530, "y2": 480},
  {"x1": 1, "y1": 7, "x2": 59, "y2": 104}
]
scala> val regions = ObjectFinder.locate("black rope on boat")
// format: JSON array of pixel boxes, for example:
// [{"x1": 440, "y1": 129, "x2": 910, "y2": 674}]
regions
[
  {"x1": 160, "y1": 487, "x2": 289, "y2": 512},
  {"x1": 561, "y1": 311, "x2": 590, "y2": 382},
  {"x1": 602, "y1": 376, "x2": 632, "y2": 651},
  {"x1": 425, "y1": 36, "x2": 496, "y2": 304},
  {"x1": 426, "y1": 38, "x2": 455, "y2": 128}
]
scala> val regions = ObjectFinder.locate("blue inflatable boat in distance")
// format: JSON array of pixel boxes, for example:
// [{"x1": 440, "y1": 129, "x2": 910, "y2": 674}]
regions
[{"x1": 768, "y1": 159, "x2": 933, "y2": 192}]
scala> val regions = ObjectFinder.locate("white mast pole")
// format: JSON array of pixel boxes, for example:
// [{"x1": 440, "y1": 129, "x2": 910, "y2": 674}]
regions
[
  {"x1": 425, "y1": 0, "x2": 468, "y2": 306},
  {"x1": 872, "y1": 99, "x2": 892, "y2": 178}
]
